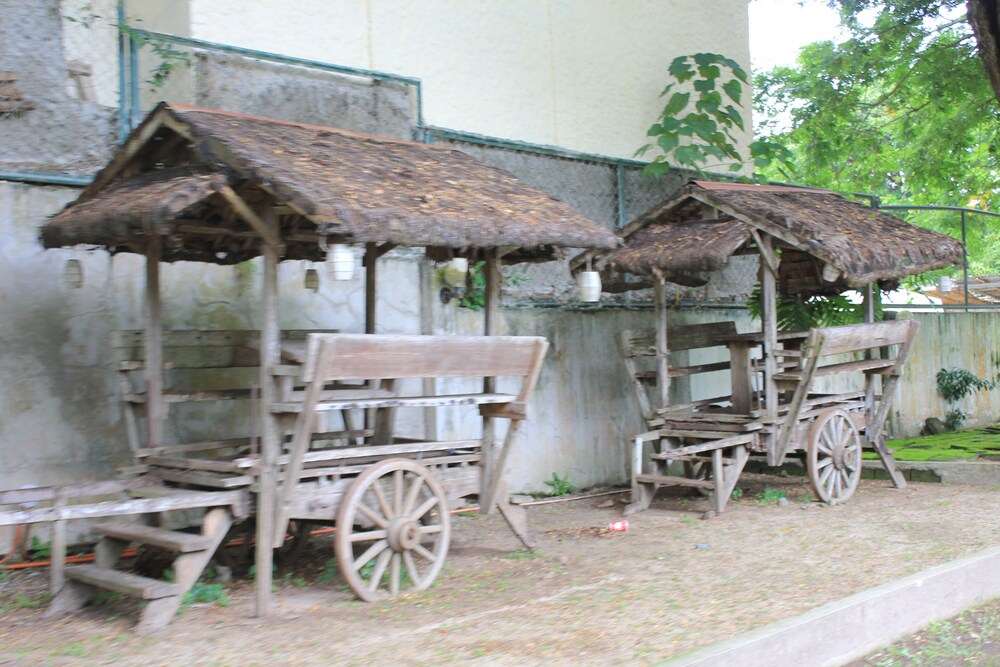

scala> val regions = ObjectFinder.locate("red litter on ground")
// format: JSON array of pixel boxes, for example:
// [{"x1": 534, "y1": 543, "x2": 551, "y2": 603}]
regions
[{"x1": 608, "y1": 519, "x2": 629, "y2": 532}]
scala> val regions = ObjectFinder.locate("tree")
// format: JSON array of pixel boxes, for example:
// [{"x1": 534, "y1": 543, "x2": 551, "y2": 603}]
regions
[{"x1": 754, "y1": 0, "x2": 1000, "y2": 273}]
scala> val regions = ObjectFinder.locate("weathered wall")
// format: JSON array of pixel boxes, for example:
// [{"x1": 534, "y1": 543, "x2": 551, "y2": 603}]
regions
[
  {"x1": 0, "y1": 1, "x2": 116, "y2": 172},
  {"x1": 124, "y1": 0, "x2": 753, "y2": 163},
  {"x1": 892, "y1": 312, "x2": 1000, "y2": 437}
]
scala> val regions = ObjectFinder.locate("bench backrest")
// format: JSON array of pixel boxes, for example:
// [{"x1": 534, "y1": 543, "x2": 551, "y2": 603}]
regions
[
  {"x1": 620, "y1": 321, "x2": 738, "y2": 358},
  {"x1": 810, "y1": 319, "x2": 919, "y2": 357},
  {"x1": 112, "y1": 330, "x2": 338, "y2": 370},
  {"x1": 302, "y1": 333, "x2": 548, "y2": 384}
]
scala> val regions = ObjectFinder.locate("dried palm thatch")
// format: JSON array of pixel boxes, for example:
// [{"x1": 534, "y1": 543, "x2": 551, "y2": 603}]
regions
[
  {"x1": 608, "y1": 181, "x2": 964, "y2": 290},
  {"x1": 41, "y1": 103, "x2": 619, "y2": 263}
]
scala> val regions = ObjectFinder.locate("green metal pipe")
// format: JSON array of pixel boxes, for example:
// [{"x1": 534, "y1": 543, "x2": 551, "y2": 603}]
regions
[{"x1": 0, "y1": 171, "x2": 92, "y2": 187}]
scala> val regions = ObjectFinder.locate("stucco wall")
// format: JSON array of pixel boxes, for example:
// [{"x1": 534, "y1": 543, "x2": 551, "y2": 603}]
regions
[{"x1": 124, "y1": 0, "x2": 753, "y2": 162}]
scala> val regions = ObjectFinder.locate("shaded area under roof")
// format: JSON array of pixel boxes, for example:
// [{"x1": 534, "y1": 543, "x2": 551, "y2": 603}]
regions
[
  {"x1": 610, "y1": 181, "x2": 964, "y2": 289},
  {"x1": 41, "y1": 103, "x2": 619, "y2": 263}
]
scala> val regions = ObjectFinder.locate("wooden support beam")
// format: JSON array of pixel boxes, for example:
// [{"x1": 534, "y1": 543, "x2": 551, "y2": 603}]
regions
[
  {"x1": 654, "y1": 279, "x2": 670, "y2": 411},
  {"x1": 758, "y1": 234, "x2": 779, "y2": 420},
  {"x1": 219, "y1": 187, "x2": 284, "y2": 252},
  {"x1": 255, "y1": 211, "x2": 281, "y2": 618},
  {"x1": 749, "y1": 228, "x2": 779, "y2": 276},
  {"x1": 145, "y1": 235, "x2": 163, "y2": 448},
  {"x1": 481, "y1": 248, "x2": 501, "y2": 514}
]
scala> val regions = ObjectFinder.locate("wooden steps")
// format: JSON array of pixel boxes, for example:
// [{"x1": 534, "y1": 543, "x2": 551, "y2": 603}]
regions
[
  {"x1": 93, "y1": 522, "x2": 215, "y2": 553},
  {"x1": 66, "y1": 564, "x2": 177, "y2": 599},
  {"x1": 46, "y1": 506, "x2": 233, "y2": 634}
]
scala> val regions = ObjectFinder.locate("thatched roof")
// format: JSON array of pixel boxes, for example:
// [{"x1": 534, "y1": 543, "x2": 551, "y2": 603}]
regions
[
  {"x1": 41, "y1": 103, "x2": 618, "y2": 264},
  {"x1": 607, "y1": 181, "x2": 964, "y2": 292}
]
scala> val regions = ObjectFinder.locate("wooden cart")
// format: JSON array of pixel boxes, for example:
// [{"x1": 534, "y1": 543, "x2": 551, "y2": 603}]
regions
[
  {"x1": 25, "y1": 103, "x2": 618, "y2": 630},
  {"x1": 572, "y1": 180, "x2": 965, "y2": 516},
  {"x1": 621, "y1": 318, "x2": 916, "y2": 516}
]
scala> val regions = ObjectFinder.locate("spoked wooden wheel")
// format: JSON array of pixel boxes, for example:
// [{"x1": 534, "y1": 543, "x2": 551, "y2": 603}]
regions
[
  {"x1": 335, "y1": 458, "x2": 451, "y2": 602},
  {"x1": 807, "y1": 408, "x2": 862, "y2": 505}
]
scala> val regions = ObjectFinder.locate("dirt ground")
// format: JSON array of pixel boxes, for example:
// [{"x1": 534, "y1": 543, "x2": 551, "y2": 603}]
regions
[{"x1": 3, "y1": 473, "x2": 1000, "y2": 666}]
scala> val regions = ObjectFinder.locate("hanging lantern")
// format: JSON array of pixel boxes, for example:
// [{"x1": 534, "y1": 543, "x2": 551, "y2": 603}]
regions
[
  {"x1": 320, "y1": 239, "x2": 355, "y2": 281},
  {"x1": 938, "y1": 275, "x2": 953, "y2": 294},
  {"x1": 304, "y1": 267, "x2": 320, "y2": 292},
  {"x1": 64, "y1": 258, "x2": 83, "y2": 289},
  {"x1": 441, "y1": 257, "x2": 469, "y2": 287}
]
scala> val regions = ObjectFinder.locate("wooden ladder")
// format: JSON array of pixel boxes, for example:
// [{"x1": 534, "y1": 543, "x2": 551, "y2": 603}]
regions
[
  {"x1": 626, "y1": 429, "x2": 752, "y2": 517},
  {"x1": 45, "y1": 507, "x2": 233, "y2": 633}
]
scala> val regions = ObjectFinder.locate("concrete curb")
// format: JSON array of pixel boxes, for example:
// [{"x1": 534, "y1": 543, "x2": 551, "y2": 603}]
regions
[{"x1": 665, "y1": 546, "x2": 1000, "y2": 667}]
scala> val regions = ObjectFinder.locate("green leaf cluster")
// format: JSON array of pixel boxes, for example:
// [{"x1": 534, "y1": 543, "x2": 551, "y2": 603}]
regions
[
  {"x1": 935, "y1": 368, "x2": 997, "y2": 403},
  {"x1": 754, "y1": 1, "x2": 1000, "y2": 272},
  {"x1": 746, "y1": 286, "x2": 877, "y2": 331},
  {"x1": 639, "y1": 53, "x2": 789, "y2": 176}
]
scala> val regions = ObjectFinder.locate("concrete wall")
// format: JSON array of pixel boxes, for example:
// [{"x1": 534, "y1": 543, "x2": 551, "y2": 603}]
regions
[
  {"x1": 123, "y1": 0, "x2": 753, "y2": 163},
  {"x1": 892, "y1": 312, "x2": 1000, "y2": 436},
  {"x1": 0, "y1": 1, "x2": 116, "y2": 173}
]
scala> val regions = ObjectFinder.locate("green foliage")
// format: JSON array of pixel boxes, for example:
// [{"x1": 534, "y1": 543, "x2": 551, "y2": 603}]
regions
[
  {"x1": 458, "y1": 261, "x2": 486, "y2": 311},
  {"x1": 543, "y1": 473, "x2": 577, "y2": 497},
  {"x1": 754, "y1": 1, "x2": 1000, "y2": 272},
  {"x1": 944, "y1": 409, "x2": 967, "y2": 430},
  {"x1": 730, "y1": 487, "x2": 744, "y2": 500},
  {"x1": 754, "y1": 487, "x2": 788, "y2": 505},
  {"x1": 746, "y1": 286, "x2": 875, "y2": 331},
  {"x1": 182, "y1": 581, "x2": 229, "y2": 608},
  {"x1": 28, "y1": 536, "x2": 51, "y2": 560},
  {"x1": 936, "y1": 368, "x2": 997, "y2": 403},
  {"x1": 318, "y1": 557, "x2": 338, "y2": 584},
  {"x1": 638, "y1": 53, "x2": 794, "y2": 177},
  {"x1": 504, "y1": 548, "x2": 540, "y2": 560}
]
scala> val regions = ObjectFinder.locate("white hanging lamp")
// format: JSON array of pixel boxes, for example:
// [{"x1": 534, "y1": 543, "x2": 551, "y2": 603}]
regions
[
  {"x1": 577, "y1": 256, "x2": 602, "y2": 303},
  {"x1": 320, "y1": 238, "x2": 355, "y2": 281}
]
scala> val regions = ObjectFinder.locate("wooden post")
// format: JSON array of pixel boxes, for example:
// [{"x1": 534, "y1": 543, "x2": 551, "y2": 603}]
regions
[
  {"x1": 481, "y1": 249, "x2": 501, "y2": 514},
  {"x1": 365, "y1": 243, "x2": 377, "y2": 335},
  {"x1": 255, "y1": 211, "x2": 281, "y2": 618},
  {"x1": 654, "y1": 278, "x2": 670, "y2": 411},
  {"x1": 49, "y1": 488, "x2": 67, "y2": 595},
  {"x1": 419, "y1": 259, "x2": 438, "y2": 442},
  {"x1": 758, "y1": 235, "x2": 779, "y2": 419},
  {"x1": 145, "y1": 234, "x2": 163, "y2": 448}
]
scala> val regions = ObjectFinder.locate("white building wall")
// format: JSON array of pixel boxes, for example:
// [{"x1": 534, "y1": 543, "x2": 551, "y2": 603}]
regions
[{"x1": 124, "y1": 0, "x2": 752, "y2": 161}]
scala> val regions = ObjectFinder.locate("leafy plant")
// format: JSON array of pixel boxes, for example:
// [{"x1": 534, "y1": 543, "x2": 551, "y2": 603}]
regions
[
  {"x1": 945, "y1": 409, "x2": 968, "y2": 430},
  {"x1": 28, "y1": 536, "x2": 51, "y2": 560},
  {"x1": 543, "y1": 473, "x2": 577, "y2": 497},
  {"x1": 754, "y1": 487, "x2": 787, "y2": 505},
  {"x1": 182, "y1": 581, "x2": 229, "y2": 608},
  {"x1": 936, "y1": 368, "x2": 997, "y2": 403},
  {"x1": 730, "y1": 487, "x2": 744, "y2": 500},
  {"x1": 318, "y1": 557, "x2": 338, "y2": 584},
  {"x1": 458, "y1": 261, "x2": 487, "y2": 311},
  {"x1": 747, "y1": 287, "x2": 877, "y2": 331},
  {"x1": 638, "y1": 53, "x2": 793, "y2": 177}
]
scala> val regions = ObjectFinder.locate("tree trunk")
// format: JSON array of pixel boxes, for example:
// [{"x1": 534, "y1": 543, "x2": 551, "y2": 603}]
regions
[{"x1": 968, "y1": 0, "x2": 1000, "y2": 104}]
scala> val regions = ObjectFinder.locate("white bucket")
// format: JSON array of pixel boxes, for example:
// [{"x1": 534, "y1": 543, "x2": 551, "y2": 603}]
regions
[
  {"x1": 577, "y1": 271, "x2": 602, "y2": 302},
  {"x1": 327, "y1": 244, "x2": 355, "y2": 281}
]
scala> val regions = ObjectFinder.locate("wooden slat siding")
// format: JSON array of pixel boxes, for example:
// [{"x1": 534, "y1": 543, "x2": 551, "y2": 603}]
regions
[
  {"x1": 812, "y1": 319, "x2": 918, "y2": 357},
  {"x1": 0, "y1": 489, "x2": 246, "y2": 526},
  {"x1": 300, "y1": 334, "x2": 546, "y2": 383},
  {"x1": 621, "y1": 321, "x2": 738, "y2": 357}
]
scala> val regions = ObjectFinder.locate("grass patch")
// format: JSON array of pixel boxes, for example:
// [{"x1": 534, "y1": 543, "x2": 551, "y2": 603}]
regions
[{"x1": 865, "y1": 426, "x2": 1000, "y2": 462}]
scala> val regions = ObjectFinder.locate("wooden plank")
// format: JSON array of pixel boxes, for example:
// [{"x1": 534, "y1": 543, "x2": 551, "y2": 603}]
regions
[
  {"x1": 271, "y1": 392, "x2": 518, "y2": 413},
  {"x1": 813, "y1": 319, "x2": 917, "y2": 357},
  {"x1": 758, "y1": 234, "x2": 779, "y2": 420},
  {"x1": 648, "y1": 433, "x2": 755, "y2": 456},
  {"x1": 153, "y1": 469, "x2": 254, "y2": 488},
  {"x1": 66, "y1": 564, "x2": 177, "y2": 599},
  {"x1": 50, "y1": 489, "x2": 67, "y2": 595},
  {"x1": 0, "y1": 479, "x2": 140, "y2": 505},
  {"x1": 275, "y1": 440, "x2": 483, "y2": 467},
  {"x1": 773, "y1": 359, "x2": 897, "y2": 382},
  {"x1": 635, "y1": 474, "x2": 714, "y2": 489},
  {"x1": 144, "y1": 456, "x2": 243, "y2": 474},
  {"x1": 621, "y1": 321, "x2": 737, "y2": 357},
  {"x1": 93, "y1": 522, "x2": 214, "y2": 552},
  {"x1": 481, "y1": 248, "x2": 501, "y2": 514},
  {"x1": 300, "y1": 334, "x2": 545, "y2": 383},
  {"x1": 0, "y1": 489, "x2": 245, "y2": 526}
]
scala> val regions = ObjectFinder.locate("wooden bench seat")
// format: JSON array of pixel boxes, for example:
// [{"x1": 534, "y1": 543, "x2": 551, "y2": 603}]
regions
[
  {"x1": 272, "y1": 392, "x2": 518, "y2": 413},
  {"x1": 773, "y1": 358, "x2": 897, "y2": 383}
]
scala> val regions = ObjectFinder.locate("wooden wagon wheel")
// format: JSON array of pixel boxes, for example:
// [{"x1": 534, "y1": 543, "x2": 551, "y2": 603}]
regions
[
  {"x1": 335, "y1": 458, "x2": 451, "y2": 602},
  {"x1": 806, "y1": 408, "x2": 862, "y2": 506}
]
